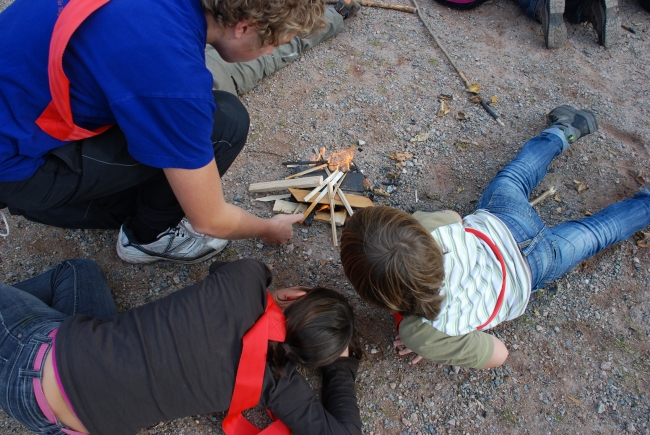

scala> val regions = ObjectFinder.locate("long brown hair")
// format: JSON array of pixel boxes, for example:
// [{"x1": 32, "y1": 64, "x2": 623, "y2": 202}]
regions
[
  {"x1": 340, "y1": 206, "x2": 445, "y2": 320},
  {"x1": 267, "y1": 288, "x2": 361, "y2": 378}
]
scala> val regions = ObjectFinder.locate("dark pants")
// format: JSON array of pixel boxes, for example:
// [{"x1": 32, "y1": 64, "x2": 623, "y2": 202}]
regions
[{"x1": 0, "y1": 91, "x2": 249, "y2": 230}]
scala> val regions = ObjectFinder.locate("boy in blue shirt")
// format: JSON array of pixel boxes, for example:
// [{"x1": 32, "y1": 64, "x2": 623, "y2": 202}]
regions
[{"x1": 0, "y1": 0, "x2": 338, "y2": 263}]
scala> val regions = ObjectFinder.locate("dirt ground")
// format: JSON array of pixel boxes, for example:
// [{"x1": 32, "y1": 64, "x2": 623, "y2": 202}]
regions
[{"x1": 1, "y1": 0, "x2": 650, "y2": 434}]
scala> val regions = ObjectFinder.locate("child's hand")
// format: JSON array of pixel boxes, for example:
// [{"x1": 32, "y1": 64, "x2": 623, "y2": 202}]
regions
[{"x1": 393, "y1": 335, "x2": 424, "y2": 365}]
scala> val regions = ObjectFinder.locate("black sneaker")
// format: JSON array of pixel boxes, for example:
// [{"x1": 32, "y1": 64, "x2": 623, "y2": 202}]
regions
[
  {"x1": 535, "y1": 0, "x2": 567, "y2": 49},
  {"x1": 582, "y1": 0, "x2": 620, "y2": 48},
  {"x1": 547, "y1": 105, "x2": 599, "y2": 143},
  {"x1": 333, "y1": 0, "x2": 360, "y2": 19}
]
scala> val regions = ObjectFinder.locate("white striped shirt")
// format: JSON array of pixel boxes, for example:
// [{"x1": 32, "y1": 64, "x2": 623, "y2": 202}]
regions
[{"x1": 424, "y1": 210, "x2": 532, "y2": 336}]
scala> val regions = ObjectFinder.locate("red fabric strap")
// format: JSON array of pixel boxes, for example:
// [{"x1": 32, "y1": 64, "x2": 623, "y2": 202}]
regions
[
  {"x1": 391, "y1": 227, "x2": 507, "y2": 332},
  {"x1": 35, "y1": 0, "x2": 113, "y2": 141},
  {"x1": 464, "y1": 228, "x2": 507, "y2": 330},
  {"x1": 222, "y1": 294, "x2": 290, "y2": 435}
]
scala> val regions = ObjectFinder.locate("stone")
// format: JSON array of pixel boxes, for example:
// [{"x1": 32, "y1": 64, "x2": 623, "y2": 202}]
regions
[
  {"x1": 601, "y1": 361, "x2": 612, "y2": 371},
  {"x1": 597, "y1": 402, "x2": 606, "y2": 414}
]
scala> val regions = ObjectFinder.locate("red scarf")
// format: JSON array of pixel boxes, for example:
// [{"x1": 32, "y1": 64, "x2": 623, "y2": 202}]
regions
[{"x1": 222, "y1": 294, "x2": 291, "y2": 435}]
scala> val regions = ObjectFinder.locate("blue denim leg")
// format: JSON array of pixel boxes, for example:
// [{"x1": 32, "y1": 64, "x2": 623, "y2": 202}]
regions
[
  {"x1": 12, "y1": 259, "x2": 117, "y2": 319},
  {"x1": 543, "y1": 189, "x2": 650, "y2": 283},
  {"x1": 0, "y1": 283, "x2": 67, "y2": 434},
  {"x1": 476, "y1": 130, "x2": 569, "y2": 289},
  {"x1": 518, "y1": 0, "x2": 540, "y2": 20}
]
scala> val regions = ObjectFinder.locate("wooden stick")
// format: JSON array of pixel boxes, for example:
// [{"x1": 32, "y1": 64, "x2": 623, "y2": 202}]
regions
[
  {"x1": 333, "y1": 173, "x2": 354, "y2": 216},
  {"x1": 289, "y1": 188, "x2": 374, "y2": 208},
  {"x1": 325, "y1": 0, "x2": 416, "y2": 13},
  {"x1": 529, "y1": 186, "x2": 557, "y2": 207},
  {"x1": 304, "y1": 170, "x2": 342, "y2": 201},
  {"x1": 248, "y1": 176, "x2": 322, "y2": 193},
  {"x1": 301, "y1": 189, "x2": 330, "y2": 222},
  {"x1": 255, "y1": 194, "x2": 291, "y2": 202},
  {"x1": 328, "y1": 181, "x2": 338, "y2": 246},
  {"x1": 284, "y1": 163, "x2": 328, "y2": 180}
]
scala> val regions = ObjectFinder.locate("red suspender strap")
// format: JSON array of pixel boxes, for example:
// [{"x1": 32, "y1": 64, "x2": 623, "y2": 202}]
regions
[
  {"x1": 465, "y1": 228, "x2": 507, "y2": 331},
  {"x1": 393, "y1": 312, "x2": 404, "y2": 333},
  {"x1": 222, "y1": 295, "x2": 291, "y2": 435},
  {"x1": 35, "y1": 0, "x2": 113, "y2": 141}
]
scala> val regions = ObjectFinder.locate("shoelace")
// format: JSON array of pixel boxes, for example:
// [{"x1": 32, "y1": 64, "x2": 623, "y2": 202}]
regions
[{"x1": 0, "y1": 210, "x2": 9, "y2": 237}]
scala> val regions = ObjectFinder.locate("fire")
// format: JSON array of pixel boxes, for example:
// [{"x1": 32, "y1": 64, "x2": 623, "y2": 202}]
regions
[
  {"x1": 315, "y1": 147, "x2": 327, "y2": 161},
  {"x1": 326, "y1": 146, "x2": 355, "y2": 172}
]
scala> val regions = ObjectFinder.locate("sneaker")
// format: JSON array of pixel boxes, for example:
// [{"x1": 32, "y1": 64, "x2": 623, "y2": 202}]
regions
[
  {"x1": 535, "y1": 0, "x2": 567, "y2": 49},
  {"x1": 582, "y1": 0, "x2": 620, "y2": 48},
  {"x1": 117, "y1": 218, "x2": 228, "y2": 264},
  {"x1": 547, "y1": 105, "x2": 599, "y2": 143},
  {"x1": 0, "y1": 209, "x2": 9, "y2": 237},
  {"x1": 333, "y1": 0, "x2": 360, "y2": 19}
]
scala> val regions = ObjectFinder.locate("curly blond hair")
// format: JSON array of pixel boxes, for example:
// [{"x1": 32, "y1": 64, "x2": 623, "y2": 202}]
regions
[{"x1": 202, "y1": 0, "x2": 326, "y2": 47}]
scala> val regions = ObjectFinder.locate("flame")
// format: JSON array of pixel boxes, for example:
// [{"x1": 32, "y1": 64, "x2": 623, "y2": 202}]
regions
[
  {"x1": 313, "y1": 147, "x2": 327, "y2": 161},
  {"x1": 327, "y1": 146, "x2": 355, "y2": 172}
]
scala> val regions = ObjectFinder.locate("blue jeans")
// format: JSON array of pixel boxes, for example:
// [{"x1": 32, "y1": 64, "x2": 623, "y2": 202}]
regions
[
  {"x1": 476, "y1": 128, "x2": 650, "y2": 290},
  {"x1": 0, "y1": 259, "x2": 116, "y2": 434}
]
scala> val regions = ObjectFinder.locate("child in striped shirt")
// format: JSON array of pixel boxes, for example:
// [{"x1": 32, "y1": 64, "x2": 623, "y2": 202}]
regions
[{"x1": 340, "y1": 105, "x2": 650, "y2": 369}]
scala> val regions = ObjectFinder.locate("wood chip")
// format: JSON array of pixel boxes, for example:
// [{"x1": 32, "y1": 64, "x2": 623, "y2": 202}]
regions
[{"x1": 248, "y1": 176, "x2": 322, "y2": 193}]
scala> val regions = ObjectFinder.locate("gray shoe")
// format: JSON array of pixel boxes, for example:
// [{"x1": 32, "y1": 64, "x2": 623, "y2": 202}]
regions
[
  {"x1": 117, "y1": 218, "x2": 228, "y2": 264},
  {"x1": 582, "y1": 0, "x2": 620, "y2": 48},
  {"x1": 535, "y1": 0, "x2": 568, "y2": 49},
  {"x1": 547, "y1": 105, "x2": 599, "y2": 143}
]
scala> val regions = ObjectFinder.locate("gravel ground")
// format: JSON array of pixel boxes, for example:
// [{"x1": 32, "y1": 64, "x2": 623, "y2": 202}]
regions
[{"x1": 1, "y1": 0, "x2": 650, "y2": 434}]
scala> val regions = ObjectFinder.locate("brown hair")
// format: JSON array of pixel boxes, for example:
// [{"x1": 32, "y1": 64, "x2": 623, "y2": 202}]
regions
[
  {"x1": 268, "y1": 288, "x2": 361, "y2": 378},
  {"x1": 202, "y1": 0, "x2": 326, "y2": 47},
  {"x1": 340, "y1": 206, "x2": 445, "y2": 320}
]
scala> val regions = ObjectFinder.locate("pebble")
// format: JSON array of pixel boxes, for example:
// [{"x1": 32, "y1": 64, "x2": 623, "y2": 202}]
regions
[
  {"x1": 601, "y1": 361, "x2": 612, "y2": 371},
  {"x1": 358, "y1": 139, "x2": 366, "y2": 146},
  {"x1": 597, "y1": 402, "x2": 607, "y2": 414},
  {"x1": 233, "y1": 194, "x2": 243, "y2": 202},
  {"x1": 447, "y1": 419, "x2": 456, "y2": 426},
  {"x1": 390, "y1": 382, "x2": 397, "y2": 390},
  {"x1": 536, "y1": 325, "x2": 544, "y2": 332}
]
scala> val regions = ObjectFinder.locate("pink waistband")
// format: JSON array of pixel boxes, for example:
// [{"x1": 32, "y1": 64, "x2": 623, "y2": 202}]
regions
[{"x1": 32, "y1": 329, "x2": 86, "y2": 435}]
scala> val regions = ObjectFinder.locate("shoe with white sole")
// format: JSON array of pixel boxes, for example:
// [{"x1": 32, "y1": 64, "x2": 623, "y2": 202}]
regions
[{"x1": 117, "y1": 218, "x2": 228, "y2": 264}]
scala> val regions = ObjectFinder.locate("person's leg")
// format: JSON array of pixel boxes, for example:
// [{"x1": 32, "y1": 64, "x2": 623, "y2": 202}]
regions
[
  {"x1": 521, "y1": 0, "x2": 567, "y2": 49},
  {"x1": 205, "y1": 7, "x2": 344, "y2": 95},
  {"x1": 536, "y1": 189, "x2": 650, "y2": 287},
  {"x1": 12, "y1": 258, "x2": 117, "y2": 319}
]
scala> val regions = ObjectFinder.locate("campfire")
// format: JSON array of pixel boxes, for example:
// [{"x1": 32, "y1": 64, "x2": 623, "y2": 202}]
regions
[{"x1": 248, "y1": 147, "x2": 373, "y2": 246}]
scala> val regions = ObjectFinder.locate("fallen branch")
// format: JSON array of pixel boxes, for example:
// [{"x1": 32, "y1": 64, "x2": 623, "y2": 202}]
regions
[
  {"x1": 325, "y1": 0, "x2": 416, "y2": 12},
  {"x1": 529, "y1": 186, "x2": 557, "y2": 207},
  {"x1": 328, "y1": 181, "x2": 338, "y2": 246}
]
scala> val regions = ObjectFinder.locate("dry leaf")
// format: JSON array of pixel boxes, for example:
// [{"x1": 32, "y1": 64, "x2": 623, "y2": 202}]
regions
[
  {"x1": 438, "y1": 100, "x2": 451, "y2": 117},
  {"x1": 470, "y1": 95, "x2": 481, "y2": 104},
  {"x1": 567, "y1": 396, "x2": 583, "y2": 405},
  {"x1": 438, "y1": 94, "x2": 453, "y2": 101},
  {"x1": 457, "y1": 142, "x2": 468, "y2": 152},
  {"x1": 637, "y1": 230, "x2": 650, "y2": 248},
  {"x1": 466, "y1": 83, "x2": 480, "y2": 93},
  {"x1": 553, "y1": 193, "x2": 562, "y2": 202},
  {"x1": 373, "y1": 188, "x2": 390, "y2": 197},
  {"x1": 388, "y1": 152, "x2": 414, "y2": 161},
  {"x1": 456, "y1": 187, "x2": 464, "y2": 193},
  {"x1": 635, "y1": 171, "x2": 646, "y2": 186},
  {"x1": 395, "y1": 162, "x2": 404, "y2": 168},
  {"x1": 573, "y1": 180, "x2": 588, "y2": 193},
  {"x1": 319, "y1": 259, "x2": 327, "y2": 266},
  {"x1": 410, "y1": 132, "x2": 429, "y2": 142},
  {"x1": 490, "y1": 96, "x2": 498, "y2": 104},
  {"x1": 455, "y1": 112, "x2": 469, "y2": 120}
]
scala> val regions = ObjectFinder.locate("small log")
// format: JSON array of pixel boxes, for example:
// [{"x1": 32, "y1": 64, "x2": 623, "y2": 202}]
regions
[
  {"x1": 290, "y1": 188, "x2": 374, "y2": 208},
  {"x1": 328, "y1": 181, "x2": 338, "y2": 246},
  {"x1": 285, "y1": 163, "x2": 328, "y2": 180},
  {"x1": 529, "y1": 186, "x2": 557, "y2": 207},
  {"x1": 273, "y1": 199, "x2": 301, "y2": 214},
  {"x1": 255, "y1": 194, "x2": 291, "y2": 202},
  {"x1": 314, "y1": 209, "x2": 347, "y2": 226},
  {"x1": 248, "y1": 176, "x2": 322, "y2": 193}
]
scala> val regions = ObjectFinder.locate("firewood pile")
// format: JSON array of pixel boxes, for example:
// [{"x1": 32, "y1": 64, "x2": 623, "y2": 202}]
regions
[{"x1": 248, "y1": 147, "x2": 373, "y2": 246}]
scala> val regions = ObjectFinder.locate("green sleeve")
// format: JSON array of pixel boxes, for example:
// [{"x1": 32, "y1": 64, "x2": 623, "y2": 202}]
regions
[
  {"x1": 399, "y1": 316, "x2": 494, "y2": 369},
  {"x1": 412, "y1": 210, "x2": 462, "y2": 233}
]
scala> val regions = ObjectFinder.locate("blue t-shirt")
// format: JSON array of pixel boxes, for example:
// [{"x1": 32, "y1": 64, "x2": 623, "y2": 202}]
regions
[{"x1": 0, "y1": 0, "x2": 216, "y2": 182}]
